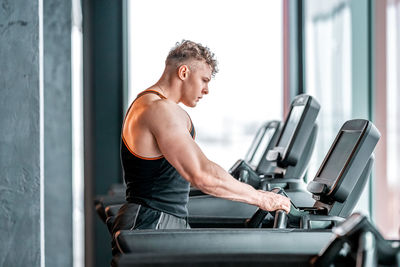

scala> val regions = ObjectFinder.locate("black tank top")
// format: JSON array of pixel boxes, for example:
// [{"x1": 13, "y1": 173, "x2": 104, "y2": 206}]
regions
[{"x1": 120, "y1": 90, "x2": 195, "y2": 218}]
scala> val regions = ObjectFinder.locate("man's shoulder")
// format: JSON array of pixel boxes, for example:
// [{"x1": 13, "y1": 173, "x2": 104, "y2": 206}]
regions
[
  {"x1": 144, "y1": 98, "x2": 180, "y2": 114},
  {"x1": 142, "y1": 99, "x2": 186, "y2": 123}
]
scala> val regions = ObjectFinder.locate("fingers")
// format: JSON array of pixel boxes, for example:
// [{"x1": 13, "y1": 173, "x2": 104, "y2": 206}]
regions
[
  {"x1": 282, "y1": 196, "x2": 291, "y2": 214},
  {"x1": 259, "y1": 191, "x2": 291, "y2": 213},
  {"x1": 274, "y1": 193, "x2": 291, "y2": 213}
]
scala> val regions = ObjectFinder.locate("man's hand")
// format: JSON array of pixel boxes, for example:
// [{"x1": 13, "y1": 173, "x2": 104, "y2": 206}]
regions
[{"x1": 257, "y1": 190, "x2": 291, "y2": 213}]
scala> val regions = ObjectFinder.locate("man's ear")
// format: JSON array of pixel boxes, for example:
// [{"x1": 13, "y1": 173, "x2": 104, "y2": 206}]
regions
[{"x1": 178, "y1": 65, "x2": 189, "y2": 80}]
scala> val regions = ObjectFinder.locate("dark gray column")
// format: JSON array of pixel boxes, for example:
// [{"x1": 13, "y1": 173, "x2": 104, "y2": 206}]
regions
[
  {"x1": 289, "y1": 0, "x2": 304, "y2": 96},
  {"x1": 43, "y1": 0, "x2": 73, "y2": 266},
  {"x1": 283, "y1": 0, "x2": 304, "y2": 115},
  {"x1": 87, "y1": 1, "x2": 123, "y2": 266},
  {"x1": 0, "y1": 0, "x2": 41, "y2": 266}
]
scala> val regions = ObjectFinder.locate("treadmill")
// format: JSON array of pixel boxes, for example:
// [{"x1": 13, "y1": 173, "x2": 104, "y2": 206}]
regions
[
  {"x1": 189, "y1": 119, "x2": 380, "y2": 228},
  {"x1": 114, "y1": 213, "x2": 399, "y2": 267},
  {"x1": 114, "y1": 119, "x2": 381, "y2": 260}
]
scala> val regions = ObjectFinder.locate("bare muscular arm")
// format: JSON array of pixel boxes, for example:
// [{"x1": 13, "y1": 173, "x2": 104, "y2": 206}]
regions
[{"x1": 145, "y1": 100, "x2": 291, "y2": 213}]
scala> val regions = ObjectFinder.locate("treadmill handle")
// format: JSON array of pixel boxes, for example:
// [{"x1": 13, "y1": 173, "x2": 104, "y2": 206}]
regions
[
  {"x1": 238, "y1": 169, "x2": 249, "y2": 183},
  {"x1": 245, "y1": 209, "x2": 269, "y2": 228},
  {"x1": 273, "y1": 210, "x2": 288, "y2": 229}
]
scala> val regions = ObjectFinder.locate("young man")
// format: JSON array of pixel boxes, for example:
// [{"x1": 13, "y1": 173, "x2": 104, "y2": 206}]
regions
[{"x1": 114, "y1": 40, "x2": 291, "y2": 233}]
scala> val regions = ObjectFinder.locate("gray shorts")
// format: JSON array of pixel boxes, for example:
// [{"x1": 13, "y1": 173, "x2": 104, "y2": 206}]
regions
[
  {"x1": 131, "y1": 204, "x2": 190, "y2": 230},
  {"x1": 111, "y1": 203, "x2": 190, "y2": 256}
]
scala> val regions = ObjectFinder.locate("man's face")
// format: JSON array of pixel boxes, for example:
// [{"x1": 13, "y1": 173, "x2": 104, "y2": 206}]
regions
[{"x1": 181, "y1": 61, "x2": 212, "y2": 108}]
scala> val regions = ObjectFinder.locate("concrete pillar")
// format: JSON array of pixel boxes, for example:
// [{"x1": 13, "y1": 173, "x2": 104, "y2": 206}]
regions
[
  {"x1": 0, "y1": 0, "x2": 73, "y2": 266},
  {"x1": 43, "y1": 0, "x2": 73, "y2": 266},
  {"x1": 0, "y1": 0, "x2": 41, "y2": 265}
]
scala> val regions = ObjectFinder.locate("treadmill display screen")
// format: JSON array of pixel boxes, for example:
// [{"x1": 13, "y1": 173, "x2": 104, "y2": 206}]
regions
[
  {"x1": 245, "y1": 127, "x2": 266, "y2": 163},
  {"x1": 249, "y1": 127, "x2": 275, "y2": 167},
  {"x1": 278, "y1": 105, "x2": 305, "y2": 147},
  {"x1": 318, "y1": 131, "x2": 361, "y2": 185}
]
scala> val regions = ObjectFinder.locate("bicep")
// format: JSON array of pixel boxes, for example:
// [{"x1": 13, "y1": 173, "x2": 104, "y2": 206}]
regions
[
  {"x1": 156, "y1": 125, "x2": 208, "y2": 183},
  {"x1": 146, "y1": 104, "x2": 209, "y2": 183}
]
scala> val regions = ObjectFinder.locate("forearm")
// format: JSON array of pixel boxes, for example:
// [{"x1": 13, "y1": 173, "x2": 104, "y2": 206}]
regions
[
  {"x1": 192, "y1": 160, "x2": 262, "y2": 207},
  {"x1": 191, "y1": 160, "x2": 291, "y2": 213},
  {"x1": 155, "y1": 129, "x2": 290, "y2": 212}
]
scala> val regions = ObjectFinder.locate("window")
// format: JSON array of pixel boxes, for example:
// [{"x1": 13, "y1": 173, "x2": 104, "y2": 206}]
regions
[
  {"x1": 125, "y1": 0, "x2": 283, "y2": 169},
  {"x1": 383, "y1": 0, "x2": 400, "y2": 239},
  {"x1": 303, "y1": 0, "x2": 371, "y2": 215},
  {"x1": 304, "y1": 0, "x2": 352, "y2": 177},
  {"x1": 374, "y1": 0, "x2": 400, "y2": 239}
]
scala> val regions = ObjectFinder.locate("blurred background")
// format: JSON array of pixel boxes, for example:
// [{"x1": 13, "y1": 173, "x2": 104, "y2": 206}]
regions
[{"x1": 0, "y1": 0, "x2": 399, "y2": 266}]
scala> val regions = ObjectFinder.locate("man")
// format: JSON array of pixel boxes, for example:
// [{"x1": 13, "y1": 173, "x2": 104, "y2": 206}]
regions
[{"x1": 113, "y1": 40, "x2": 290, "y2": 234}]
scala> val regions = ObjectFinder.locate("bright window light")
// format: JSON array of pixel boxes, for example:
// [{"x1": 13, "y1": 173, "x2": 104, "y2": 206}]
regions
[
  {"x1": 71, "y1": 0, "x2": 84, "y2": 266},
  {"x1": 385, "y1": 0, "x2": 400, "y2": 239},
  {"x1": 126, "y1": 0, "x2": 283, "y2": 169}
]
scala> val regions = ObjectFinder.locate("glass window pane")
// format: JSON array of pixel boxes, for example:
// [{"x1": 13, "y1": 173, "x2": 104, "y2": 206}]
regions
[
  {"x1": 383, "y1": 0, "x2": 400, "y2": 239},
  {"x1": 304, "y1": 0, "x2": 371, "y2": 215},
  {"x1": 304, "y1": 0, "x2": 353, "y2": 176},
  {"x1": 126, "y1": 0, "x2": 283, "y2": 169}
]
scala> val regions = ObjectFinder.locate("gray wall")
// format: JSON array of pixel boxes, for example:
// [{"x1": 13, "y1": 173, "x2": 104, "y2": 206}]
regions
[
  {"x1": 0, "y1": 0, "x2": 73, "y2": 266},
  {"x1": 0, "y1": 0, "x2": 41, "y2": 265},
  {"x1": 43, "y1": 0, "x2": 73, "y2": 266}
]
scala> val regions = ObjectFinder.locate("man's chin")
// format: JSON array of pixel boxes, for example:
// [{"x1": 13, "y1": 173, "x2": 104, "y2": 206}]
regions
[{"x1": 183, "y1": 102, "x2": 197, "y2": 108}]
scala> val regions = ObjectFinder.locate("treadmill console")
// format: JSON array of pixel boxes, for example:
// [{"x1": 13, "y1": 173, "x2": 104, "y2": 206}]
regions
[
  {"x1": 229, "y1": 159, "x2": 262, "y2": 188},
  {"x1": 307, "y1": 119, "x2": 380, "y2": 204},
  {"x1": 266, "y1": 94, "x2": 320, "y2": 168},
  {"x1": 229, "y1": 121, "x2": 281, "y2": 186},
  {"x1": 244, "y1": 121, "x2": 281, "y2": 169}
]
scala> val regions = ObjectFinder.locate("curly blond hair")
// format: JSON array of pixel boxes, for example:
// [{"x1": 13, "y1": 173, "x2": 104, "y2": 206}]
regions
[{"x1": 166, "y1": 40, "x2": 218, "y2": 77}]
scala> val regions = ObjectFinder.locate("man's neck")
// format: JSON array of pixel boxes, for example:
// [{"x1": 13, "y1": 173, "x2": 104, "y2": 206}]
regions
[{"x1": 155, "y1": 76, "x2": 182, "y2": 104}]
